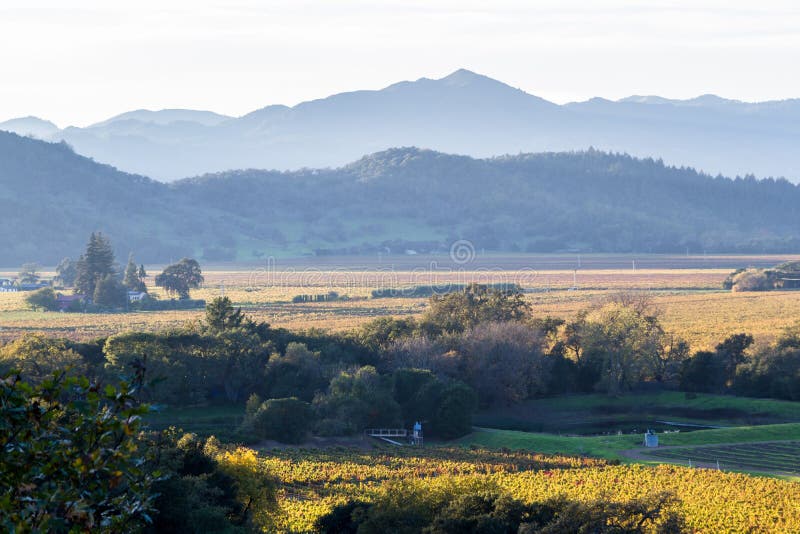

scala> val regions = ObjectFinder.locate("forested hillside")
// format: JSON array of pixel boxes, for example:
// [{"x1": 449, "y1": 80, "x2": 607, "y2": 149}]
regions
[{"x1": 2, "y1": 132, "x2": 800, "y2": 265}]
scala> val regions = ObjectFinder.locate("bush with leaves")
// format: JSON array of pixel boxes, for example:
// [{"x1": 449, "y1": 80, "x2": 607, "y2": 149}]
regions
[
  {"x1": 24, "y1": 286, "x2": 59, "y2": 311},
  {"x1": 93, "y1": 273, "x2": 128, "y2": 309},
  {"x1": 420, "y1": 283, "x2": 530, "y2": 336},
  {"x1": 0, "y1": 333, "x2": 88, "y2": 383},
  {"x1": 204, "y1": 296, "x2": 246, "y2": 333},
  {"x1": 314, "y1": 366, "x2": 402, "y2": 435},
  {"x1": 0, "y1": 370, "x2": 155, "y2": 532},
  {"x1": 680, "y1": 333, "x2": 754, "y2": 394},
  {"x1": 263, "y1": 342, "x2": 326, "y2": 402},
  {"x1": 392, "y1": 368, "x2": 476, "y2": 438},
  {"x1": 734, "y1": 325, "x2": 800, "y2": 400},
  {"x1": 144, "y1": 431, "x2": 247, "y2": 534},
  {"x1": 241, "y1": 396, "x2": 314, "y2": 444},
  {"x1": 55, "y1": 257, "x2": 78, "y2": 287}
]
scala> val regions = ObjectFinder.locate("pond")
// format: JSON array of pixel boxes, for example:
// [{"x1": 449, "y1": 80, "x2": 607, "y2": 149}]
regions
[
  {"x1": 551, "y1": 420, "x2": 715, "y2": 436},
  {"x1": 472, "y1": 415, "x2": 719, "y2": 436}
]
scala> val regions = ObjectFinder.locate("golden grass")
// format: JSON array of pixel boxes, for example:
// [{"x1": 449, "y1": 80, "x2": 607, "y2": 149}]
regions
[{"x1": 1, "y1": 268, "x2": 797, "y2": 351}]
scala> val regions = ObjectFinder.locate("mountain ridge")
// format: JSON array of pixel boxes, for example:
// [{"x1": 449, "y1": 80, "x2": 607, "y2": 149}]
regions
[
  {"x1": 2, "y1": 132, "x2": 799, "y2": 265},
  {"x1": 2, "y1": 69, "x2": 799, "y2": 182}
]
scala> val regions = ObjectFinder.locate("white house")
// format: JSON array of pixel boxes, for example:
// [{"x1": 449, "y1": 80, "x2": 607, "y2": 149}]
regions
[
  {"x1": 127, "y1": 291, "x2": 148, "y2": 302},
  {"x1": 0, "y1": 278, "x2": 17, "y2": 292}
]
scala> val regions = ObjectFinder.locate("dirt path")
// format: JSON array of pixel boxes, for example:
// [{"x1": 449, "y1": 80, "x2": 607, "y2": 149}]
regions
[{"x1": 620, "y1": 439, "x2": 800, "y2": 476}]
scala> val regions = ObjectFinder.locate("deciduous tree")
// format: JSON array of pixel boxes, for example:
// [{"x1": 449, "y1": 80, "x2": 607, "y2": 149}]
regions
[{"x1": 155, "y1": 258, "x2": 203, "y2": 299}]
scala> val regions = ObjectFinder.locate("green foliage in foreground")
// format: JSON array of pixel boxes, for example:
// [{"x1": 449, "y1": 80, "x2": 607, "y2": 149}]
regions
[
  {"x1": 144, "y1": 431, "x2": 259, "y2": 534},
  {"x1": 0, "y1": 371, "x2": 154, "y2": 532}
]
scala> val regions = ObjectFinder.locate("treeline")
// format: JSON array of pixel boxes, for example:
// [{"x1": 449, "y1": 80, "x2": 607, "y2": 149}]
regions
[
  {"x1": 372, "y1": 283, "x2": 521, "y2": 299},
  {"x1": 6, "y1": 284, "x2": 798, "y2": 447},
  {"x1": 0, "y1": 295, "x2": 477, "y2": 444}
]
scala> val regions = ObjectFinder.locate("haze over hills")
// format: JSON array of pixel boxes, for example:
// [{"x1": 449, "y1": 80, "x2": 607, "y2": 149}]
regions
[
  {"x1": 1, "y1": 69, "x2": 799, "y2": 182},
  {"x1": 2, "y1": 131, "x2": 800, "y2": 265},
  {"x1": 0, "y1": 116, "x2": 61, "y2": 140}
]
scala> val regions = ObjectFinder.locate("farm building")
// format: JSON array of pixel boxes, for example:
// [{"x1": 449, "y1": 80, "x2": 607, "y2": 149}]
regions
[
  {"x1": 0, "y1": 278, "x2": 17, "y2": 292},
  {"x1": 128, "y1": 291, "x2": 148, "y2": 302},
  {"x1": 56, "y1": 294, "x2": 84, "y2": 311}
]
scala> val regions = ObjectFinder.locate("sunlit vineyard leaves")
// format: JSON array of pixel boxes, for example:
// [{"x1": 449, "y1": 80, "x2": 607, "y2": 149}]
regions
[{"x1": 232, "y1": 446, "x2": 800, "y2": 533}]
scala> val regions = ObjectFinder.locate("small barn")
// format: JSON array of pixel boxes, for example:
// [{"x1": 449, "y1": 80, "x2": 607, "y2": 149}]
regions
[{"x1": 56, "y1": 294, "x2": 84, "y2": 311}]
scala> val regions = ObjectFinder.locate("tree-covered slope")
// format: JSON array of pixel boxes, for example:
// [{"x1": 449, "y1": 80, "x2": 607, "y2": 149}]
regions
[{"x1": 1, "y1": 132, "x2": 799, "y2": 265}]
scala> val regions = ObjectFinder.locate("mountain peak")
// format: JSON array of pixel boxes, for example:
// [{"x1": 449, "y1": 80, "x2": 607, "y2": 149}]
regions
[{"x1": 438, "y1": 68, "x2": 497, "y2": 87}]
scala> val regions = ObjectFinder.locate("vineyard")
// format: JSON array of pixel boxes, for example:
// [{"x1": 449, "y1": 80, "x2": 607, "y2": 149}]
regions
[
  {"x1": 640, "y1": 441, "x2": 800, "y2": 474},
  {"x1": 243, "y1": 445, "x2": 800, "y2": 533}
]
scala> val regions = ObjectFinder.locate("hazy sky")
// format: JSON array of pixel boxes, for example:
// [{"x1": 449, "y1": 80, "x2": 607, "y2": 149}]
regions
[{"x1": 1, "y1": 0, "x2": 799, "y2": 126}]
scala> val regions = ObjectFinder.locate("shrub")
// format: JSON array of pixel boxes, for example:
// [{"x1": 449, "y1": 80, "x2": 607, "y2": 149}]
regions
[
  {"x1": 0, "y1": 371, "x2": 155, "y2": 532},
  {"x1": 25, "y1": 287, "x2": 58, "y2": 311},
  {"x1": 244, "y1": 397, "x2": 314, "y2": 444},
  {"x1": 314, "y1": 366, "x2": 402, "y2": 435},
  {"x1": 731, "y1": 269, "x2": 772, "y2": 292}
]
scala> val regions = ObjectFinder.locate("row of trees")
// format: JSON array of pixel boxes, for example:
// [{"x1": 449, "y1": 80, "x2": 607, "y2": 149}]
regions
[
  {"x1": 7, "y1": 283, "x2": 799, "y2": 445},
  {"x1": 357, "y1": 285, "x2": 798, "y2": 405},
  {"x1": 2, "y1": 295, "x2": 478, "y2": 443}
]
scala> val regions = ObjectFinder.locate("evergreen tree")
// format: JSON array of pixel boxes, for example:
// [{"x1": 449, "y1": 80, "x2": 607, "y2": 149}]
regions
[
  {"x1": 93, "y1": 274, "x2": 127, "y2": 308},
  {"x1": 123, "y1": 253, "x2": 146, "y2": 292},
  {"x1": 205, "y1": 296, "x2": 245, "y2": 332},
  {"x1": 75, "y1": 232, "x2": 116, "y2": 297}
]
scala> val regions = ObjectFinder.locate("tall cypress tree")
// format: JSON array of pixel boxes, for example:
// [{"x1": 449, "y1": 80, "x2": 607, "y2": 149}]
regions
[
  {"x1": 123, "y1": 253, "x2": 146, "y2": 292},
  {"x1": 75, "y1": 232, "x2": 116, "y2": 296}
]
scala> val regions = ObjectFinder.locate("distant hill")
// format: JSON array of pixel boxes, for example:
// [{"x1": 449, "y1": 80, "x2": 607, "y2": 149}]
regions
[
  {"x1": 0, "y1": 116, "x2": 60, "y2": 140},
  {"x1": 89, "y1": 109, "x2": 232, "y2": 128},
  {"x1": 1, "y1": 69, "x2": 799, "y2": 182},
  {"x1": 1, "y1": 132, "x2": 799, "y2": 265}
]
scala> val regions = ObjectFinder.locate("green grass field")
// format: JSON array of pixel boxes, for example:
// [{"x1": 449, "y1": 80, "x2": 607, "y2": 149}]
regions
[
  {"x1": 456, "y1": 424, "x2": 800, "y2": 462},
  {"x1": 473, "y1": 392, "x2": 800, "y2": 434}
]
